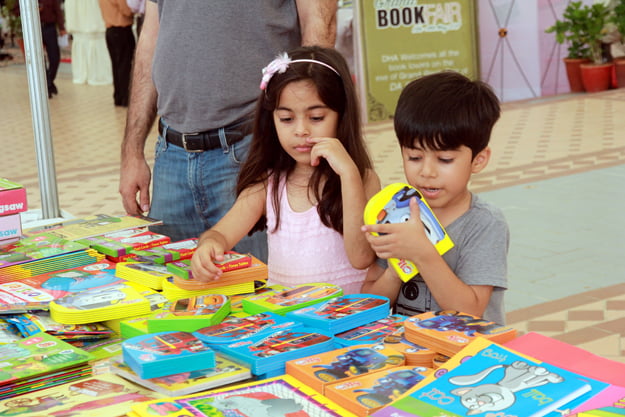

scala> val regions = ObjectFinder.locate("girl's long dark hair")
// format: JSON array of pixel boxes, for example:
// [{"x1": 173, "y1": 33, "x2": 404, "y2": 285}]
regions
[{"x1": 237, "y1": 46, "x2": 372, "y2": 235}]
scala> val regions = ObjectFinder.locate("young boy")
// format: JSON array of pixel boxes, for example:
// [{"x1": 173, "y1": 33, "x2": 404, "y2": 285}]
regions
[{"x1": 361, "y1": 71, "x2": 509, "y2": 325}]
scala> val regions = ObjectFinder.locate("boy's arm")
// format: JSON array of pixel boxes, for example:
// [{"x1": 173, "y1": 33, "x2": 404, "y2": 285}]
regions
[{"x1": 363, "y1": 198, "x2": 502, "y2": 317}]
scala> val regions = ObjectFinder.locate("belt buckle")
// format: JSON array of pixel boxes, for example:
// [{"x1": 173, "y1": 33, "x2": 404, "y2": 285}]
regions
[{"x1": 181, "y1": 133, "x2": 204, "y2": 152}]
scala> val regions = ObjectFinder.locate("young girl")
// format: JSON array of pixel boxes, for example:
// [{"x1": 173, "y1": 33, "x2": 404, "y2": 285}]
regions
[{"x1": 190, "y1": 46, "x2": 380, "y2": 294}]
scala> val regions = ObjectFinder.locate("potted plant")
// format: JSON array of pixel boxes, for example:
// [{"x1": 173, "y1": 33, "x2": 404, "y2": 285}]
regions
[
  {"x1": 546, "y1": 1, "x2": 613, "y2": 92},
  {"x1": 546, "y1": 1, "x2": 592, "y2": 92},
  {"x1": 611, "y1": 0, "x2": 625, "y2": 87}
]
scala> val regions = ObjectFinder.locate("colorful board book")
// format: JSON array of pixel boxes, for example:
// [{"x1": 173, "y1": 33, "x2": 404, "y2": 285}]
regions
[
  {"x1": 129, "y1": 374, "x2": 359, "y2": 417},
  {"x1": 116, "y1": 261, "x2": 173, "y2": 290},
  {"x1": 77, "y1": 228, "x2": 170, "y2": 261},
  {"x1": 334, "y1": 314, "x2": 406, "y2": 347},
  {"x1": 214, "y1": 327, "x2": 336, "y2": 377},
  {"x1": 192, "y1": 311, "x2": 303, "y2": 345},
  {"x1": 403, "y1": 310, "x2": 517, "y2": 357},
  {"x1": 0, "y1": 178, "x2": 27, "y2": 216},
  {"x1": 132, "y1": 238, "x2": 198, "y2": 264},
  {"x1": 363, "y1": 183, "x2": 454, "y2": 282},
  {"x1": 285, "y1": 294, "x2": 391, "y2": 334},
  {"x1": 242, "y1": 282, "x2": 343, "y2": 315},
  {"x1": 110, "y1": 352, "x2": 252, "y2": 397},
  {"x1": 21, "y1": 213, "x2": 163, "y2": 240},
  {"x1": 146, "y1": 294, "x2": 231, "y2": 333},
  {"x1": 325, "y1": 365, "x2": 432, "y2": 416},
  {"x1": 0, "y1": 372, "x2": 164, "y2": 417},
  {"x1": 122, "y1": 331, "x2": 216, "y2": 379},
  {"x1": 0, "y1": 232, "x2": 90, "y2": 268},
  {"x1": 0, "y1": 332, "x2": 95, "y2": 397},
  {"x1": 49, "y1": 281, "x2": 168, "y2": 324},
  {"x1": 171, "y1": 254, "x2": 267, "y2": 290},
  {"x1": 286, "y1": 344, "x2": 406, "y2": 395},
  {"x1": 375, "y1": 338, "x2": 604, "y2": 417}
]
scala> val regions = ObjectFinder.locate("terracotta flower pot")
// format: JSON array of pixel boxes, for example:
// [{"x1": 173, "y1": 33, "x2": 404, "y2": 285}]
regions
[
  {"x1": 615, "y1": 58, "x2": 625, "y2": 89},
  {"x1": 580, "y1": 62, "x2": 614, "y2": 93},
  {"x1": 564, "y1": 58, "x2": 590, "y2": 93}
]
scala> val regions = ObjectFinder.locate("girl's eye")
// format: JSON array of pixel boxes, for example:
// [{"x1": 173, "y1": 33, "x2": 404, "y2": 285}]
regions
[
  {"x1": 278, "y1": 117, "x2": 293, "y2": 123},
  {"x1": 310, "y1": 115, "x2": 325, "y2": 122}
]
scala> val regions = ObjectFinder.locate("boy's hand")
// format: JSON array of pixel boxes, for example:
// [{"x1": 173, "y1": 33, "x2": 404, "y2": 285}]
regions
[
  {"x1": 307, "y1": 137, "x2": 358, "y2": 178},
  {"x1": 362, "y1": 197, "x2": 431, "y2": 261},
  {"x1": 190, "y1": 240, "x2": 225, "y2": 282}
]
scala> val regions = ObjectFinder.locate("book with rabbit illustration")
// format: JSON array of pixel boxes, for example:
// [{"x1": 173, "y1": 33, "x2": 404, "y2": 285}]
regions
[
  {"x1": 363, "y1": 183, "x2": 454, "y2": 282},
  {"x1": 374, "y1": 338, "x2": 604, "y2": 417}
]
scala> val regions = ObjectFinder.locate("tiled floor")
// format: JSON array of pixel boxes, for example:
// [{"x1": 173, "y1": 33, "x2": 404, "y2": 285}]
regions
[{"x1": 2, "y1": 51, "x2": 625, "y2": 363}]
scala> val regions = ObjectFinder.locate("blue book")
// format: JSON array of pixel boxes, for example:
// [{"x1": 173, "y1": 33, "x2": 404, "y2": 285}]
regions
[
  {"x1": 122, "y1": 331, "x2": 215, "y2": 379},
  {"x1": 376, "y1": 339, "x2": 599, "y2": 417},
  {"x1": 284, "y1": 294, "x2": 390, "y2": 335}
]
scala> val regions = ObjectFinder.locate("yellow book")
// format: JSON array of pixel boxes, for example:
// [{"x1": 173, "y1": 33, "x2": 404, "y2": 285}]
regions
[{"x1": 363, "y1": 183, "x2": 454, "y2": 282}]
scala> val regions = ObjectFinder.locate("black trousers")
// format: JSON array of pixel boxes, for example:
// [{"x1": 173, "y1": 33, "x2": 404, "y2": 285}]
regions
[
  {"x1": 105, "y1": 25, "x2": 136, "y2": 106},
  {"x1": 41, "y1": 23, "x2": 60, "y2": 91}
]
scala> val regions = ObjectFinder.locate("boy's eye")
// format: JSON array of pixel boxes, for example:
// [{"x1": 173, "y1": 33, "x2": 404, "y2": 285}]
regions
[
  {"x1": 439, "y1": 157, "x2": 454, "y2": 163},
  {"x1": 407, "y1": 156, "x2": 422, "y2": 161}
]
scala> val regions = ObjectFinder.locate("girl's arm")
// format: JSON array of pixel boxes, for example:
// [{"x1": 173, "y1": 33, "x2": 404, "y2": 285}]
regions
[
  {"x1": 307, "y1": 137, "x2": 380, "y2": 269},
  {"x1": 341, "y1": 168, "x2": 380, "y2": 269},
  {"x1": 190, "y1": 182, "x2": 266, "y2": 282},
  {"x1": 361, "y1": 262, "x2": 401, "y2": 303}
]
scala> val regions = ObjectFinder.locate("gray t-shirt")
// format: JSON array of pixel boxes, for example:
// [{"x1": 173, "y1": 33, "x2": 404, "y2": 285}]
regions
[
  {"x1": 386, "y1": 194, "x2": 509, "y2": 324},
  {"x1": 151, "y1": 0, "x2": 301, "y2": 132}
]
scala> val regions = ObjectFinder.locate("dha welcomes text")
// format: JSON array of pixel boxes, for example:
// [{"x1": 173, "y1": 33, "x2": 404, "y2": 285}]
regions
[{"x1": 375, "y1": 0, "x2": 462, "y2": 33}]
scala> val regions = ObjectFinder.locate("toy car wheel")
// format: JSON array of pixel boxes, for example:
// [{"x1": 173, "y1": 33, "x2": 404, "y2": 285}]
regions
[
  {"x1": 357, "y1": 394, "x2": 390, "y2": 408},
  {"x1": 314, "y1": 370, "x2": 341, "y2": 382},
  {"x1": 385, "y1": 355, "x2": 404, "y2": 365}
]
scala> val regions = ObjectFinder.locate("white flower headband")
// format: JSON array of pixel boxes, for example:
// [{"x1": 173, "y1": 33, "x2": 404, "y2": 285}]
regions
[{"x1": 260, "y1": 52, "x2": 341, "y2": 90}]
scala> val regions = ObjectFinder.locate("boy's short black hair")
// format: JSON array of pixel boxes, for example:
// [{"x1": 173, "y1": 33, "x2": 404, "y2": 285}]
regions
[{"x1": 394, "y1": 71, "x2": 500, "y2": 158}]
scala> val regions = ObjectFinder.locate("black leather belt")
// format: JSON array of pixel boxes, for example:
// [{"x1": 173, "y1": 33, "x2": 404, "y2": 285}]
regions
[{"x1": 158, "y1": 118, "x2": 251, "y2": 152}]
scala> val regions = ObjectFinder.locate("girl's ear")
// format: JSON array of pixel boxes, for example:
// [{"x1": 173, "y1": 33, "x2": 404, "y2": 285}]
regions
[{"x1": 471, "y1": 147, "x2": 491, "y2": 174}]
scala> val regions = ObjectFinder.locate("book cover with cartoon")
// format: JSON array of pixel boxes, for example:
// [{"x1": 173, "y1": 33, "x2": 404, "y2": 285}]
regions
[
  {"x1": 363, "y1": 183, "x2": 454, "y2": 282},
  {"x1": 378, "y1": 339, "x2": 604, "y2": 417},
  {"x1": 286, "y1": 344, "x2": 405, "y2": 395},
  {"x1": 0, "y1": 373, "x2": 164, "y2": 417},
  {"x1": 285, "y1": 294, "x2": 390, "y2": 334},
  {"x1": 129, "y1": 374, "x2": 358, "y2": 417},
  {"x1": 122, "y1": 331, "x2": 216, "y2": 380},
  {"x1": 0, "y1": 233, "x2": 89, "y2": 269},
  {"x1": 242, "y1": 283, "x2": 343, "y2": 315},
  {"x1": 146, "y1": 294, "x2": 231, "y2": 333},
  {"x1": 403, "y1": 310, "x2": 517, "y2": 357},
  {"x1": 171, "y1": 255, "x2": 267, "y2": 291}
]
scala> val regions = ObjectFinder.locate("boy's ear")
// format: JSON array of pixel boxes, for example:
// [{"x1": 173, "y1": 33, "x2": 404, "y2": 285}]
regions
[{"x1": 471, "y1": 147, "x2": 491, "y2": 174}]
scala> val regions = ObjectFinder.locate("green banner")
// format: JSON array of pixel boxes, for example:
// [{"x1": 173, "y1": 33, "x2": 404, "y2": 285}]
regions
[{"x1": 356, "y1": 0, "x2": 478, "y2": 122}]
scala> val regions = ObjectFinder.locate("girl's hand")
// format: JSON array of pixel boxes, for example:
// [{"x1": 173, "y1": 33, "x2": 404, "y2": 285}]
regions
[
  {"x1": 190, "y1": 238, "x2": 226, "y2": 282},
  {"x1": 362, "y1": 198, "x2": 431, "y2": 261},
  {"x1": 307, "y1": 137, "x2": 358, "y2": 178}
]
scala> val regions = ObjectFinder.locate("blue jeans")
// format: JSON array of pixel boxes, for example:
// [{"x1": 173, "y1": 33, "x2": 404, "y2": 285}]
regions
[{"x1": 149, "y1": 120, "x2": 268, "y2": 262}]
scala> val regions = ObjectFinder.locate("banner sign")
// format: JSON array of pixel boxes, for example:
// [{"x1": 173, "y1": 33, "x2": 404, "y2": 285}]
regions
[{"x1": 355, "y1": 0, "x2": 478, "y2": 122}]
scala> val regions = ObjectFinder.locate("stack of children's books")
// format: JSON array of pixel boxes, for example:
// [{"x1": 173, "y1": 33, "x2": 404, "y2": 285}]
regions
[
  {"x1": 128, "y1": 374, "x2": 359, "y2": 417},
  {"x1": 0, "y1": 332, "x2": 95, "y2": 400},
  {"x1": 77, "y1": 227, "x2": 170, "y2": 262},
  {"x1": 193, "y1": 311, "x2": 303, "y2": 345},
  {"x1": 145, "y1": 294, "x2": 231, "y2": 333},
  {"x1": 49, "y1": 281, "x2": 168, "y2": 324},
  {"x1": 131, "y1": 237, "x2": 198, "y2": 264},
  {"x1": 0, "y1": 233, "x2": 104, "y2": 280},
  {"x1": 334, "y1": 314, "x2": 406, "y2": 347},
  {"x1": 286, "y1": 344, "x2": 407, "y2": 395},
  {"x1": 372, "y1": 337, "x2": 613, "y2": 417},
  {"x1": 403, "y1": 310, "x2": 517, "y2": 357},
  {"x1": 379, "y1": 327, "x2": 437, "y2": 368},
  {"x1": 284, "y1": 294, "x2": 391, "y2": 334},
  {"x1": 212, "y1": 327, "x2": 336, "y2": 378},
  {"x1": 110, "y1": 351, "x2": 252, "y2": 396},
  {"x1": 242, "y1": 282, "x2": 343, "y2": 315},
  {"x1": 116, "y1": 260, "x2": 173, "y2": 290},
  {"x1": 0, "y1": 178, "x2": 27, "y2": 244},
  {"x1": 168, "y1": 251, "x2": 252, "y2": 280},
  {"x1": 122, "y1": 331, "x2": 216, "y2": 379}
]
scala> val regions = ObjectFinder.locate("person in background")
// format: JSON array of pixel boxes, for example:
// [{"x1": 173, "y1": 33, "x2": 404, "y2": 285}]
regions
[
  {"x1": 191, "y1": 46, "x2": 380, "y2": 294},
  {"x1": 38, "y1": 0, "x2": 66, "y2": 98},
  {"x1": 64, "y1": 0, "x2": 112, "y2": 86},
  {"x1": 361, "y1": 71, "x2": 510, "y2": 325},
  {"x1": 126, "y1": 0, "x2": 145, "y2": 38},
  {"x1": 119, "y1": 1, "x2": 337, "y2": 261},
  {"x1": 98, "y1": 0, "x2": 135, "y2": 107}
]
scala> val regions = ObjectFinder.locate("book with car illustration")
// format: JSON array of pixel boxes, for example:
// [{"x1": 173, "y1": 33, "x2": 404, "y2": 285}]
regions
[{"x1": 363, "y1": 183, "x2": 454, "y2": 282}]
